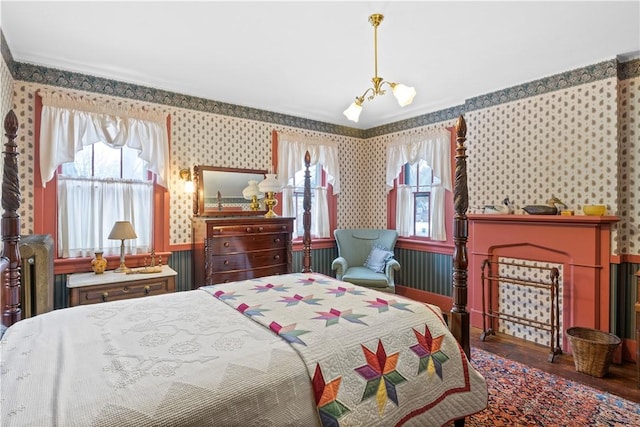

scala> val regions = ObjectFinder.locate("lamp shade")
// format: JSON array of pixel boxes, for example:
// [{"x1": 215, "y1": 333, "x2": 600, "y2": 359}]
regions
[
  {"x1": 258, "y1": 174, "x2": 282, "y2": 194},
  {"x1": 242, "y1": 180, "x2": 264, "y2": 200},
  {"x1": 108, "y1": 221, "x2": 137, "y2": 240},
  {"x1": 343, "y1": 102, "x2": 363, "y2": 122},
  {"x1": 392, "y1": 83, "x2": 417, "y2": 107}
]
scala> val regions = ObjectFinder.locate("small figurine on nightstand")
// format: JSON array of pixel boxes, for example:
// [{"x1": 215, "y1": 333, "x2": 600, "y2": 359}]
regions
[{"x1": 127, "y1": 249, "x2": 163, "y2": 274}]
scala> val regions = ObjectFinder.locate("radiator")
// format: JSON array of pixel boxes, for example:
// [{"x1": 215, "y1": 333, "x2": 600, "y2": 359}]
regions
[{"x1": 19, "y1": 234, "x2": 54, "y2": 318}]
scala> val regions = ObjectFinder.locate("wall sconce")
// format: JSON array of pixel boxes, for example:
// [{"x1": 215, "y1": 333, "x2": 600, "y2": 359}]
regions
[
  {"x1": 242, "y1": 180, "x2": 264, "y2": 211},
  {"x1": 180, "y1": 168, "x2": 194, "y2": 193},
  {"x1": 258, "y1": 174, "x2": 282, "y2": 218},
  {"x1": 108, "y1": 220, "x2": 137, "y2": 273}
]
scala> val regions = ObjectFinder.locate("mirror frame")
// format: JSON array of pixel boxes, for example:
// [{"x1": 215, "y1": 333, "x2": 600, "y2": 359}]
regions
[{"x1": 193, "y1": 165, "x2": 268, "y2": 216}]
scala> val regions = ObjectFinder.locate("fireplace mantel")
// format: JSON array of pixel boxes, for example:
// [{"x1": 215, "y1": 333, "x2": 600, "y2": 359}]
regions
[{"x1": 468, "y1": 214, "x2": 619, "y2": 351}]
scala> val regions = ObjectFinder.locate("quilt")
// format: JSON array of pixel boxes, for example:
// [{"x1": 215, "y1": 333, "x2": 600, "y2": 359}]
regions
[{"x1": 202, "y1": 273, "x2": 488, "y2": 426}]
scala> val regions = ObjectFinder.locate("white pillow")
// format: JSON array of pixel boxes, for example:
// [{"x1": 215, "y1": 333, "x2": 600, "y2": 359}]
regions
[{"x1": 364, "y1": 244, "x2": 394, "y2": 273}]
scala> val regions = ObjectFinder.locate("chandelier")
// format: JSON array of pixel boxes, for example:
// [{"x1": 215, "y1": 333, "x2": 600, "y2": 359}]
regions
[{"x1": 343, "y1": 13, "x2": 416, "y2": 123}]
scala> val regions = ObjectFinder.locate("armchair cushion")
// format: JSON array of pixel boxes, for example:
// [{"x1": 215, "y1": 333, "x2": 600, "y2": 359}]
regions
[{"x1": 364, "y1": 244, "x2": 394, "y2": 273}]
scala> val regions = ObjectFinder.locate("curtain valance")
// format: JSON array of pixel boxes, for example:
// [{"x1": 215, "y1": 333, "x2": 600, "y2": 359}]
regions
[
  {"x1": 277, "y1": 131, "x2": 340, "y2": 195},
  {"x1": 385, "y1": 129, "x2": 452, "y2": 193},
  {"x1": 39, "y1": 91, "x2": 170, "y2": 188}
]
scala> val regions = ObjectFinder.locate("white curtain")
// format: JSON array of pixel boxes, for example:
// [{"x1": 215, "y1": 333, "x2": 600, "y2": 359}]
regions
[
  {"x1": 386, "y1": 129, "x2": 451, "y2": 241},
  {"x1": 281, "y1": 185, "x2": 296, "y2": 236},
  {"x1": 57, "y1": 176, "x2": 153, "y2": 258},
  {"x1": 430, "y1": 183, "x2": 446, "y2": 241},
  {"x1": 39, "y1": 91, "x2": 170, "y2": 188},
  {"x1": 396, "y1": 184, "x2": 414, "y2": 237},
  {"x1": 277, "y1": 131, "x2": 340, "y2": 195},
  {"x1": 312, "y1": 186, "x2": 330, "y2": 238}
]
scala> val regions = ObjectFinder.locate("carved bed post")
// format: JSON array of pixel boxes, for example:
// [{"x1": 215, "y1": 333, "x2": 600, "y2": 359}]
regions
[
  {"x1": 450, "y1": 115, "x2": 470, "y2": 359},
  {"x1": 302, "y1": 151, "x2": 312, "y2": 273},
  {"x1": 2, "y1": 110, "x2": 22, "y2": 329}
]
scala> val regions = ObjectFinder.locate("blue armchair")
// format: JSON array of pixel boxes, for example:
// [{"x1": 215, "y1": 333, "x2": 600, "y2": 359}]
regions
[{"x1": 331, "y1": 229, "x2": 400, "y2": 293}]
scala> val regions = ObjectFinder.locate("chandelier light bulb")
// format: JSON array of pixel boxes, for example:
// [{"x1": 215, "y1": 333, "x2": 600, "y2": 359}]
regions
[
  {"x1": 343, "y1": 101, "x2": 363, "y2": 122},
  {"x1": 392, "y1": 83, "x2": 417, "y2": 107}
]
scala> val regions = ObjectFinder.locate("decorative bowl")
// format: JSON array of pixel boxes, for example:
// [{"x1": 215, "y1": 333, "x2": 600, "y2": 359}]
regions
[
  {"x1": 583, "y1": 205, "x2": 606, "y2": 216},
  {"x1": 523, "y1": 205, "x2": 558, "y2": 215}
]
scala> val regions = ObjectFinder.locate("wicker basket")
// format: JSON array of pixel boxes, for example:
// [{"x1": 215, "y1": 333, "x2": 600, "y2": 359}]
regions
[{"x1": 566, "y1": 327, "x2": 621, "y2": 378}]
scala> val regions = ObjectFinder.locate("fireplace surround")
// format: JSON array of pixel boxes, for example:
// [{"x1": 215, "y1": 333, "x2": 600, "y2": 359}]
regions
[{"x1": 468, "y1": 214, "x2": 619, "y2": 353}]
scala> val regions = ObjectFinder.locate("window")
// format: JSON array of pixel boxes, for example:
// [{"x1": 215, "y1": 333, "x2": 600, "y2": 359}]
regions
[
  {"x1": 274, "y1": 130, "x2": 339, "y2": 240},
  {"x1": 385, "y1": 129, "x2": 452, "y2": 241},
  {"x1": 57, "y1": 142, "x2": 153, "y2": 258},
  {"x1": 34, "y1": 91, "x2": 170, "y2": 272},
  {"x1": 403, "y1": 160, "x2": 441, "y2": 237}
]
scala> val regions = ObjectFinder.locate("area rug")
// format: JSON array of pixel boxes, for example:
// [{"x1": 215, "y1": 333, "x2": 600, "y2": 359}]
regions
[{"x1": 457, "y1": 348, "x2": 640, "y2": 426}]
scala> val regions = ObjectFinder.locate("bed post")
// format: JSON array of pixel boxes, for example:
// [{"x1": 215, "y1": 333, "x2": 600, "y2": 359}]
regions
[
  {"x1": 2, "y1": 110, "x2": 22, "y2": 329},
  {"x1": 450, "y1": 115, "x2": 470, "y2": 359},
  {"x1": 302, "y1": 151, "x2": 312, "y2": 273}
]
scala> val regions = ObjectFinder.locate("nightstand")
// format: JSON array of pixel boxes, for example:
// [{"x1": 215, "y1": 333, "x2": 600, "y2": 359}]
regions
[{"x1": 67, "y1": 265, "x2": 177, "y2": 306}]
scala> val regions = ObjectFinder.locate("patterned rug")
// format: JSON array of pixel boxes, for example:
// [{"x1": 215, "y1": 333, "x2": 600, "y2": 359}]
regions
[{"x1": 458, "y1": 348, "x2": 640, "y2": 426}]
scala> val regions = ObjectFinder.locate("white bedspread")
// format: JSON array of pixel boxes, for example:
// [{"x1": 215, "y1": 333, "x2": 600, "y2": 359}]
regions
[
  {"x1": 1, "y1": 290, "x2": 319, "y2": 427},
  {"x1": 1, "y1": 273, "x2": 487, "y2": 427}
]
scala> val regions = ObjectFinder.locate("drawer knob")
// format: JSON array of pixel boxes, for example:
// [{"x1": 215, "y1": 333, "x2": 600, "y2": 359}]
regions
[
  {"x1": 246, "y1": 227, "x2": 251, "y2": 232},
  {"x1": 258, "y1": 226, "x2": 264, "y2": 232},
  {"x1": 144, "y1": 285, "x2": 150, "y2": 294},
  {"x1": 273, "y1": 255, "x2": 280, "y2": 260},
  {"x1": 274, "y1": 238, "x2": 281, "y2": 243},
  {"x1": 224, "y1": 260, "x2": 229, "y2": 265},
  {"x1": 102, "y1": 292, "x2": 109, "y2": 302},
  {"x1": 224, "y1": 241, "x2": 230, "y2": 247},
  {"x1": 122, "y1": 286, "x2": 130, "y2": 293}
]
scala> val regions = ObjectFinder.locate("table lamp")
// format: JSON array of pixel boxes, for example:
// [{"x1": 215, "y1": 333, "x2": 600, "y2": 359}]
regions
[
  {"x1": 258, "y1": 174, "x2": 282, "y2": 218},
  {"x1": 242, "y1": 180, "x2": 264, "y2": 211},
  {"x1": 108, "y1": 221, "x2": 137, "y2": 273}
]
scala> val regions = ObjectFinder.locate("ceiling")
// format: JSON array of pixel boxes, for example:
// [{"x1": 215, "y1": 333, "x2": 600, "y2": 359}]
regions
[{"x1": 1, "y1": 1, "x2": 639, "y2": 130}]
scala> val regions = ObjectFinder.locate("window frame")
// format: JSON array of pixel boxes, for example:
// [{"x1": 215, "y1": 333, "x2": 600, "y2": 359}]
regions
[{"x1": 33, "y1": 95, "x2": 171, "y2": 274}]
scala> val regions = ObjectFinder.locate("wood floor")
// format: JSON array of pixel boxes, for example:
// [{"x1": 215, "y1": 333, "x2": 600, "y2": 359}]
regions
[{"x1": 471, "y1": 327, "x2": 640, "y2": 403}]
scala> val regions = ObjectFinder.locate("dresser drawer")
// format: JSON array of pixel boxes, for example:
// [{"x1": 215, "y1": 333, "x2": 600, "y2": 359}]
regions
[
  {"x1": 207, "y1": 222, "x2": 292, "y2": 236},
  {"x1": 206, "y1": 248, "x2": 287, "y2": 271},
  {"x1": 206, "y1": 233, "x2": 288, "y2": 253},
  {"x1": 207, "y1": 264, "x2": 289, "y2": 285},
  {"x1": 69, "y1": 273, "x2": 176, "y2": 306}
]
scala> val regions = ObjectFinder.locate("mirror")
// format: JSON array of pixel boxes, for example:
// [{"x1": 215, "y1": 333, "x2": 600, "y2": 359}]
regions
[{"x1": 193, "y1": 165, "x2": 267, "y2": 216}]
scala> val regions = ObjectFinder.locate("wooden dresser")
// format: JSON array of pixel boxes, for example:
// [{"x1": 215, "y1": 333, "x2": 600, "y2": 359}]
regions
[{"x1": 192, "y1": 216, "x2": 294, "y2": 288}]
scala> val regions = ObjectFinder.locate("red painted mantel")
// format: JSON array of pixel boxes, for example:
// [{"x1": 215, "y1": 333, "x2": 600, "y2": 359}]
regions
[{"x1": 468, "y1": 214, "x2": 619, "y2": 352}]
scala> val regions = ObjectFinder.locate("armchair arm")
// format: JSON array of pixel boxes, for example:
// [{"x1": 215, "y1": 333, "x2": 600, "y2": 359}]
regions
[
  {"x1": 331, "y1": 256, "x2": 348, "y2": 280},
  {"x1": 384, "y1": 259, "x2": 401, "y2": 287}
]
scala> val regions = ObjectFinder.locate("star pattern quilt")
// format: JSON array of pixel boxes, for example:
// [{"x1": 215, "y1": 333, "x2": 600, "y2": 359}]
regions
[{"x1": 202, "y1": 273, "x2": 488, "y2": 426}]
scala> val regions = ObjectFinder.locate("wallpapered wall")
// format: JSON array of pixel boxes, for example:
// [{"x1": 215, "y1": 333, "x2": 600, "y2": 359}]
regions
[
  {"x1": 7, "y1": 81, "x2": 366, "y2": 246},
  {"x1": 1, "y1": 56, "x2": 12, "y2": 122},
  {"x1": 2, "y1": 52, "x2": 639, "y2": 256}
]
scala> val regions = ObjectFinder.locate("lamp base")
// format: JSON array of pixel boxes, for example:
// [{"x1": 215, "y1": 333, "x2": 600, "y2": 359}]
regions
[
  {"x1": 263, "y1": 192, "x2": 279, "y2": 218},
  {"x1": 114, "y1": 263, "x2": 131, "y2": 273}
]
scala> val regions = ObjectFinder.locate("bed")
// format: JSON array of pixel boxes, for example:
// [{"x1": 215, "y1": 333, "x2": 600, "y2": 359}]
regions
[{"x1": 0, "y1": 110, "x2": 486, "y2": 426}]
